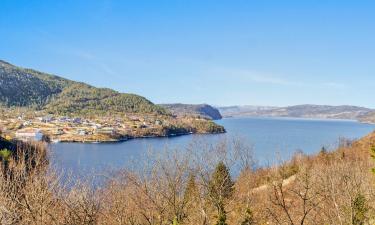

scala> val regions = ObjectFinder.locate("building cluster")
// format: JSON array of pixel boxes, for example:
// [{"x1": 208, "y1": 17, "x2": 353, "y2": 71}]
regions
[{"x1": 0, "y1": 113, "x2": 168, "y2": 143}]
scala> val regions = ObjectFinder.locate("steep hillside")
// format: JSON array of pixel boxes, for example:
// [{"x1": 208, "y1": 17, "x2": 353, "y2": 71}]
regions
[
  {"x1": 0, "y1": 60, "x2": 166, "y2": 115},
  {"x1": 218, "y1": 104, "x2": 373, "y2": 120},
  {"x1": 159, "y1": 104, "x2": 222, "y2": 120},
  {"x1": 0, "y1": 60, "x2": 70, "y2": 107}
]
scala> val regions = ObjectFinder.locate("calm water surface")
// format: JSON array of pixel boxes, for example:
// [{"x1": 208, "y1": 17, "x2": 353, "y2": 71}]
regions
[{"x1": 51, "y1": 117, "x2": 375, "y2": 174}]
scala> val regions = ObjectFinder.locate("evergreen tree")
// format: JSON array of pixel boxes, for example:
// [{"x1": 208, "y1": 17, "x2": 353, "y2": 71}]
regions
[
  {"x1": 352, "y1": 193, "x2": 368, "y2": 225},
  {"x1": 216, "y1": 208, "x2": 228, "y2": 225},
  {"x1": 181, "y1": 173, "x2": 198, "y2": 223},
  {"x1": 184, "y1": 173, "x2": 198, "y2": 203},
  {"x1": 172, "y1": 216, "x2": 179, "y2": 225},
  {"x1": 209, "y1": 161, "x2": 233, "y2": 225},
  {"x1": 209, "y1": 161, "x2": 234, "y2": 201},
  {"x1": 319, "y1": 146, "x2": 327, "y2": 155},
  {"x1": 241, "y1": 208, "x2": 254, "y2": 225},
  {"x1": 371, "y1": 146, "x2": 375, "y2": 174}
]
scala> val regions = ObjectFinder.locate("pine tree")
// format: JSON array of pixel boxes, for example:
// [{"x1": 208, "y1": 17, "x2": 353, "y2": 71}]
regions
[
  {"x1": 352, "y1": 193, "x2": 368, "y2": 225},
  {"x1": 209, "y1": 161, "x2": 234, "y2": 201},
  {"x1": 172, "y1": 216, "x2": 179, "y2": 225},
  {"x1": 371, "y1": 146, "x2": 375, "y2": 174},
  {"x1": 181, "y1": 173, "x2": 198, "y2": 223},
  {"x1": 319, "y1": 146, "x2": 327, "y2": 155},
  {"x1": 209, "y1": 161, "x2": 234, "y2": 225},
  {"x1": 241, "y1": 208, "x2": 254, "y2": 225},
  {"x1": 184, "y1": 173, "x2": 198, "y2": 203},
  {"x1": 216, "y1": 209, "x2": 228, "y2": 225}
]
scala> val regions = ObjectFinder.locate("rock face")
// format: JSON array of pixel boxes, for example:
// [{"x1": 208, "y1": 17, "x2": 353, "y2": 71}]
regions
[
  {"x1": 0, "y1": 60, "x2": 166, "y2": 115},
  {"x1": 160, "y1": 104, "x2": 223, "y2": 120},
  {"x1": 218, "y1": 104, "x2": 374, "y2": 120}
]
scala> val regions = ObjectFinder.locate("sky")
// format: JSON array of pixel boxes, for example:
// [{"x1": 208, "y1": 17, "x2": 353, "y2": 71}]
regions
[{"x1": 1, "y1": 0, "x2": 375, "y2": 107}]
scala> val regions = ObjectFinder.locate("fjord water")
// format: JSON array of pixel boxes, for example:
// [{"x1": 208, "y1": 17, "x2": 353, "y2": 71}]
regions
[{"x1": 51, "y1": 117, "x2": 375, "y2": 174}]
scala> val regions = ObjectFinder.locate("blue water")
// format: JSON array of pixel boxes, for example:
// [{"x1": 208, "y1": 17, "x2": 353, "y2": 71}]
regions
[{"x1": 51, "y1": 117, "x2": 375, "y2": 174}]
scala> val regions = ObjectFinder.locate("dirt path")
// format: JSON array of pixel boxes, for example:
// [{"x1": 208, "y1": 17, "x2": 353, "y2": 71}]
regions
[{"x1": 251, "y1": 175, "x2": 296, "y2": 193}]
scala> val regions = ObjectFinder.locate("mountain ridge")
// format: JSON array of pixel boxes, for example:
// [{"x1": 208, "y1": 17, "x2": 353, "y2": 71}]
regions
[
  {"x1": 217, "y1": 104, "x2": 375, "y2": 121},
  {"x1": 159, "y1": 103, "x2": 222, "y2": 120}
]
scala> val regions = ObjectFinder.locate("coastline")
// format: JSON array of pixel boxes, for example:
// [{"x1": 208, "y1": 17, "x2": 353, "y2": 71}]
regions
[
  {"x1": 50, "y1": 129, "x2": 226, "y2": 144},
  {"x1": 221, "y1": 115, "x2": 374, "y2": 124},
  {"x1": 50, "y1": 116, "x2": 375, "y2": 144}
]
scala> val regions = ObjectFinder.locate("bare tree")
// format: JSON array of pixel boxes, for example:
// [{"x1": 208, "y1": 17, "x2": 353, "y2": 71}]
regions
[{"x1": 266, "y1": 165, "x2": 325, "y2": 225}]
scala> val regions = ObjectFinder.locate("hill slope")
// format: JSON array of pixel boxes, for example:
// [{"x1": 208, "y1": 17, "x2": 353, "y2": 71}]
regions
[
  {"x1": 0, "y1": 60, "x2": 166, "y2": 115},
  {"x1": 159, "y1": 104, "x2": 222, "y2": 120},
  {"x1": 218, "y1": 104, "x2": 374, "y2": 120},
  {"x1": 358, "y1": 112, "x2": 375, "y2": 123}
]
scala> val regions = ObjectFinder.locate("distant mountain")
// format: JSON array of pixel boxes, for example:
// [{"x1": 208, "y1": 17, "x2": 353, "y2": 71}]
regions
[
  {"x1": 0, "y1": 60, "x2": 166, "y2": 116},
  {"x1": 159, "y1": 104, "x2": 222, "y2": 120},
  {"x1": 217, "y1": 104, "x2": 374, "y2": 120},
  {"x1": 358, "y1": 112, "x2": 375, "y2": 124},
  {"x1": 218, "y1": 105, "x2": 278, "y2": 117}
]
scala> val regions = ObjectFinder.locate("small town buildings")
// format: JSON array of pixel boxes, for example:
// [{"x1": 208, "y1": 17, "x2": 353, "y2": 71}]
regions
[
  {"x1": 139, "y1": 124, "x2": 147, "y2": 129},
  {"x1": 91, "y1": 124, "x2": 102, "y2": 129},
  {"x1": 15, "y1": 128, "x2": 43, "y2": 141},
  {"x1": 58, "y1": 117, "x2": 70, "y2": 123},
  {"x1": 53, "y1": 128, "x2": 64, "y2": 135},
  {"x1": 95, "y1": 127, "x2": 115, "y2": 135},
  {"x1": 23, "y1": 121, "x2": 32, "y2": 126},
  {"x1": 73, "y1": 118, "x2": 82, "y2": 124},
  {"x1": 77, "y1": 129, "x2": 88, "y2": 136},
  {"x1": 39, "y1": 115, "x2": 54, "y2": 123},
  {"x1": 129, "y1": 116, "x2": 140, "y2": 121}
]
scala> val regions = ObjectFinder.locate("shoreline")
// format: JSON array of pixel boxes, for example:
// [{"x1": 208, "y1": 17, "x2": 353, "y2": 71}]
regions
[
  {"x1": 50, "y1": 130, "x2": 226, "y2": 144},
  {"x1": 222, "y1": 115, "x2": 374, "y2": 124}
]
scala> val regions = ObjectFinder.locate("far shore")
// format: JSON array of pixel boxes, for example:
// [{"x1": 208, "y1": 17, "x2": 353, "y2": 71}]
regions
[
  {"x1": 221, "y1": 115, "x2": 373, "y2": 124},
  {"x1": 50, "y1": 130, "x2": 226, "y2": 144}
]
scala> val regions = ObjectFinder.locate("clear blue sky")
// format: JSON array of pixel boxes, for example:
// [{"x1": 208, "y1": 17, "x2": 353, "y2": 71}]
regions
[{"x1": 1, "y1": 1, "x2": 375, "y2": 107}]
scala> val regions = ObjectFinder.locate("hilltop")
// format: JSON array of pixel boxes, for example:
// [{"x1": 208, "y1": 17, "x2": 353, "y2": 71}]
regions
[
  {"x1": 159, "y1": 103, "x2": 222, "y2": 120},
  {"x1": 0, "y1": 60, "x2": 225, "y2": 142},
  {"x1": 218, "y1": 104, "x2": 374, "y2": 121},
  {"x1": 0, "y1": 60, "x2": 166, "y2": 116}
]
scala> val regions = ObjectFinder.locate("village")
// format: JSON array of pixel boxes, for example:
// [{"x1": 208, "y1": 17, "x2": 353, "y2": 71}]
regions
[
  {"x1": 0, "y1": 112, "x2": 196, "y2": 143},
  {"x1": 0, "y1": 107, "x2": 225, "y2": 143}
]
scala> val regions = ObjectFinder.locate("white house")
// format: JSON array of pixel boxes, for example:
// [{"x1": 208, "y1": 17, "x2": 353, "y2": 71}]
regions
[
  {"x1": 15, "y1": 129, "x2": 44, "y2": 141},
  {"x1": 77, "y1": 129, "x2": 88, "y2": 136},
  {"x1": 95, "y1": 127, "x2": 115, "y2": 135}
]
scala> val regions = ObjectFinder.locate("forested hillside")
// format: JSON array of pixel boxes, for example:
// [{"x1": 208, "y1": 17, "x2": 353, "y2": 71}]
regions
[
  {"x1": 0, "y1": 60, "x2": 69, "y2": 107},
  {"x1": 0, "y1": 60, "x2": 166, "y2": 115},
  {"x1": 159, "y1": 103, "x2": 222, "y2": 120}
]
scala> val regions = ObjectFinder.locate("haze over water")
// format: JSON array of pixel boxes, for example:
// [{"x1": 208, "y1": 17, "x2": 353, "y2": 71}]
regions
[{"x1": 51, "y1": 117, "x2": 375, "y2": 175}]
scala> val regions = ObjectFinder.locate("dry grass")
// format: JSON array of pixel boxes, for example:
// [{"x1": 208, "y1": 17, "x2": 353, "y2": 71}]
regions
[{"x1": 1, "y1": 134, "x2": 375, "y2": 224}]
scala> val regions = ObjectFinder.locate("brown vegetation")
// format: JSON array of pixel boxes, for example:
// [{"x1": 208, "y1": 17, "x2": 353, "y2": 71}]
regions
[{"x1": 1, "y1": 133, "x2": 375, "y2": 224}]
